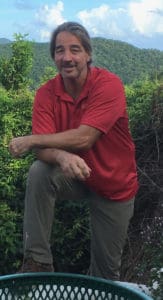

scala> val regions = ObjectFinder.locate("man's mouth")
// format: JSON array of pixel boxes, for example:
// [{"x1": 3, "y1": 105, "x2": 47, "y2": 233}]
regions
[
  {"x1": 62, "y1": 65, "x2": 76, "y2": 73},
  {"x1": 62, "y1": 64, "x2": 77, "y2": 68}
]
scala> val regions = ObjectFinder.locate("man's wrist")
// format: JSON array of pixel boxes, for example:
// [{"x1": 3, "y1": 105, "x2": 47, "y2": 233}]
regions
[
  {"x1": 29, "y1": 134, "x2": 38, "y2": 149},
  {"x1": 54, "y1": 149, "x2": 64, "y2": 164}
]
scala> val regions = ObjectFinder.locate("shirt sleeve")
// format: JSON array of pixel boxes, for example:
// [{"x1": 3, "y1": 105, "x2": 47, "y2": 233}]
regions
[
  {"x1": 32, "y1": 84, "x2": 57, "y2": 134},
  {"x1": 80, "y1": 73, "x2": 127, "y2": 134}
]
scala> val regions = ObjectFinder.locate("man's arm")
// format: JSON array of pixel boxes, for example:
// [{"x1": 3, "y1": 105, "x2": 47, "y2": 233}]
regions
[
  {"x1": 36, "y1": 148, "x2": 92, "y2": 180},
  {"x1": 9, "y1": 125, "x2": 102, "y2": 157},
  {"x1": 9, "y1": 125, "x2": 101, "y2": 180}
]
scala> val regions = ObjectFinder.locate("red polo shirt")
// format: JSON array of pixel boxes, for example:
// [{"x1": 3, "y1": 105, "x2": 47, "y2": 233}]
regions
[{"x1": 32, "y1": 67, "x2": 138, "y2": 201}]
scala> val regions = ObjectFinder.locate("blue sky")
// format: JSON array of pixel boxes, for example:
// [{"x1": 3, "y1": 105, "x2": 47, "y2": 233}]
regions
[{"x1": 0, "y1": 0, "x2": 163, "y2": 50}]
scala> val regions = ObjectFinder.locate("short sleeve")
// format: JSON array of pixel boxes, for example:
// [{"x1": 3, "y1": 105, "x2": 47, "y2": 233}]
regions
[{"x1": 32, "y1": 84, "x2": 56, "y2": 134}]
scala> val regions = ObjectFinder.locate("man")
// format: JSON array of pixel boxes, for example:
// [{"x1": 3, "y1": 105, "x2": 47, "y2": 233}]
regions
[{"x1": 9, "y1": 22, "x2": 138, "y2": 280}]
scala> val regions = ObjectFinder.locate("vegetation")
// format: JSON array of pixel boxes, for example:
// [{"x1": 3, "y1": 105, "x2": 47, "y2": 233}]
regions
[
  {"x1": 0, "y1": 35, "x2": 162, "y2": 298},
  {"x1": 0, "y1": 202, "x2": 21, "y2": 274},
  {"x1": 0, "y1": 37, "x2": 163, "y2": 87},
  {"x1": 121, "y1": 79, "x2": 163, "y2": 298},
  {"x1": 0, "y1": 34, "x2": 33, "y2": 90}
]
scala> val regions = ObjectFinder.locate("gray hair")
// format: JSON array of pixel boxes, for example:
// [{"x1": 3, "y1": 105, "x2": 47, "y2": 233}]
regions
[{"x1": 50, "y1": 22, "x2": 92, "y2": 64}]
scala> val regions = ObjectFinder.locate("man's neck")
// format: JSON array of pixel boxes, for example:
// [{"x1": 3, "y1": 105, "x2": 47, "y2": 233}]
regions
[
  {"x1": 63, "y1": 69, "x2": 89, "y2": 99},
  {"x1": 64, "y1": 80, "x2": 84, "y2": 99}
]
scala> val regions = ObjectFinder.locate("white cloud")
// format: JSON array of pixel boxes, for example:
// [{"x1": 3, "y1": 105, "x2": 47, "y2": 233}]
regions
[
  {"x1": 77, "y1": 4, "x2": 127, "y2": 38},
  {"x1": 76, "y1": 0, "x2": 163, "y2": 49},
  {"x1": 128, "y1": 0, "x2": 163, "y2": 36},
  {"x1": 32, "y1": 0, "x2": 163, "y2": 48},
  {"x1": 35, "y1": 1, "x2": 66, "y2": 40},
  {"x1": 39, "y1": 29, "x2": 51, "y2": 41}
]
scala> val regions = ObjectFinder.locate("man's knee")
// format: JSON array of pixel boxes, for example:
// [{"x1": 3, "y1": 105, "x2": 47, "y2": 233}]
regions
[{"x1": 27, "y1": 160, "x2": 52, "y2": 186}]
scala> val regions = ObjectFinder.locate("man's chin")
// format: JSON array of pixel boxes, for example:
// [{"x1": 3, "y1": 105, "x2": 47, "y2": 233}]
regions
[{"x1": 62, "y1": 71, "x2": 77, "y2": 79}]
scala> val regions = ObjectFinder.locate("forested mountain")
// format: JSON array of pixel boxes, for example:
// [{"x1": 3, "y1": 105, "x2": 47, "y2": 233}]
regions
[
  {"x1": 0, "y1": 38, "x2": 11, "y2": 44},
  {"x1": 0, "y1": 37, "x2": 163, "y2": 87},
  {"x1": 92, "y1": 38, "x2": 163, "y2": 84}
]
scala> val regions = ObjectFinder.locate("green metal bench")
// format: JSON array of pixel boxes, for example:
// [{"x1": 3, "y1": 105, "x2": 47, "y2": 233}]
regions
[{"x1": 0, "y1": 272, "x2": 153, "y2": 299}]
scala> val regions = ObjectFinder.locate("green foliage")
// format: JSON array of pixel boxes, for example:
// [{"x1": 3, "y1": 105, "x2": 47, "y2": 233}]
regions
[
  {"x1": 92, "y1": 38, "x2": 163, "y2": 84},
  {"x1": 0, "y1": 34, "x2": 33, "y2": 90},
  {"x1": 31, "y1": 42, "x2": 55, "y2": 88},
  {"x1": 0, "y1": 87, "x2": 34, "y2": 275},
  {"x1": 125, "y1": 79, "x2": 161, "y2": 137},
  {"x1": 52, "y1": 199, "x2": 90, "y2": 273},
  {"x1": 0, "y1": 87, "x2": 34, "y2": 210},
  {"x1": 39, "y1": 66, "x2": 57, "y2": 85},
  {"x1": 0, "y1": 202, "x2": 21, "y2": 274}
]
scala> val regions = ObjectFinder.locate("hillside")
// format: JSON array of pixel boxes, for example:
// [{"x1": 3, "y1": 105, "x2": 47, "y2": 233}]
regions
[
  {"x1": 92, "y1": 38, "x2": 163, "y2": 84},
  {"x1": 0, "y1": 37, "x2": 163, "y2": 86},
  {"x1": 0, "y1": 38, "x2": 11, "y2": 44}
]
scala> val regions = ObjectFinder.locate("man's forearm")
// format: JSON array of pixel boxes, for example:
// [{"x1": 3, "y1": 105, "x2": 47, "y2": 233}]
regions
[
  {"x1": 30, "y1": 128, "x2": 90, "y2": 152},
  {"x1": 35, "y1": 147, "x2": 91, "y2": 181},
  {"x1": 9, "y1": 125, "x2": 101, "y2": 158},
  {"x1": 9, "y1": 133, "x2": 92, "y2": 180},
  {"x1": 35, "y1": 148, "x2": 69, "y2": 164}
]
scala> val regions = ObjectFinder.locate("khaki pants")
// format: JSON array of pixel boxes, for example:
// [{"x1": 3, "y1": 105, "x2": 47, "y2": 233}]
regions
[{"x1": 23, "y1": 160, "x2": 134, "y2": 280}]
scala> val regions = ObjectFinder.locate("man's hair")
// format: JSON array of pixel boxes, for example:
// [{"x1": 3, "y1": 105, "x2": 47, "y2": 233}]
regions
[{"x1": 50, "y1": 21, "x2": 92, "y2": 64}]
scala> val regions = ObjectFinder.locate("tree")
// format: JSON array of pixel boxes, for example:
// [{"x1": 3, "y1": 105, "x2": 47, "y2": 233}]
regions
[
  {"x1": 0, "y1": 34, "x2": 33, "y2": 91},
  {"x1": 39, "y1": 66, "x2": 57, "y2": 85}
]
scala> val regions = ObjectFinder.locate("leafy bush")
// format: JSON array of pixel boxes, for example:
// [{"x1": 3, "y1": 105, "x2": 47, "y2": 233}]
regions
[
  {"x1": 52, "y1": 198, "x2": 90, "y2": 273},
  {"x1": 0, "y1": 87, "x2": 34, "y2": 209},
  {"x1": 0, "y1": 34, "x2": 33, "y2": 90},
  {"x1": 126, "y1": 79, "x2": 161, "y2": 136},
  {"x1": 0, "y1": 202, "x2": 21, "y2": 274}
]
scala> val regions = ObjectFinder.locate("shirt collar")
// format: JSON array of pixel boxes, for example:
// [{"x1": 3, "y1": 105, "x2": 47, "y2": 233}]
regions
[{"x1": 54, "y1": 68, "x2": 92, "y2": 103}]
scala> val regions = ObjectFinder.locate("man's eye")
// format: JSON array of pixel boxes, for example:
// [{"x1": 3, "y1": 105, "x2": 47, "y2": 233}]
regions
[
  {"x1": 55, "y1": 49, "x2": 63, "y2": 54},
  {"x1": 71, "y1": 48, "x2": 81, "y2": 54}
]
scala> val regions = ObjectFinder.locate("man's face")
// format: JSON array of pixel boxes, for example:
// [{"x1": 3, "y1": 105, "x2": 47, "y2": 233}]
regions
[{"x1": 54, "y1": 31, "x2": 91, "y2": 82}]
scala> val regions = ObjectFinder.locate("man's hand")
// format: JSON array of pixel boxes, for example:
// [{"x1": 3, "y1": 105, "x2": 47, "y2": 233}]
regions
[
  {"x1": 9, "y1": 136, "x2": 32, "y2": 158},
  {"x1": 55, "y1": 151, "x2": 91, "y2": 181}
]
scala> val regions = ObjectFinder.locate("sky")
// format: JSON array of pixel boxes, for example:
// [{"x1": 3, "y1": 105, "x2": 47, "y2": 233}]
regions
[{"x1": 0, "y1": 0, "x2": 163, "y2": 50}]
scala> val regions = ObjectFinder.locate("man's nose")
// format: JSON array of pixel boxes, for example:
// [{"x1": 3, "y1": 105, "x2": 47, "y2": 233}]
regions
[{"x1": 63, "y1": 50, "x2": 72, "y2": 61}]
